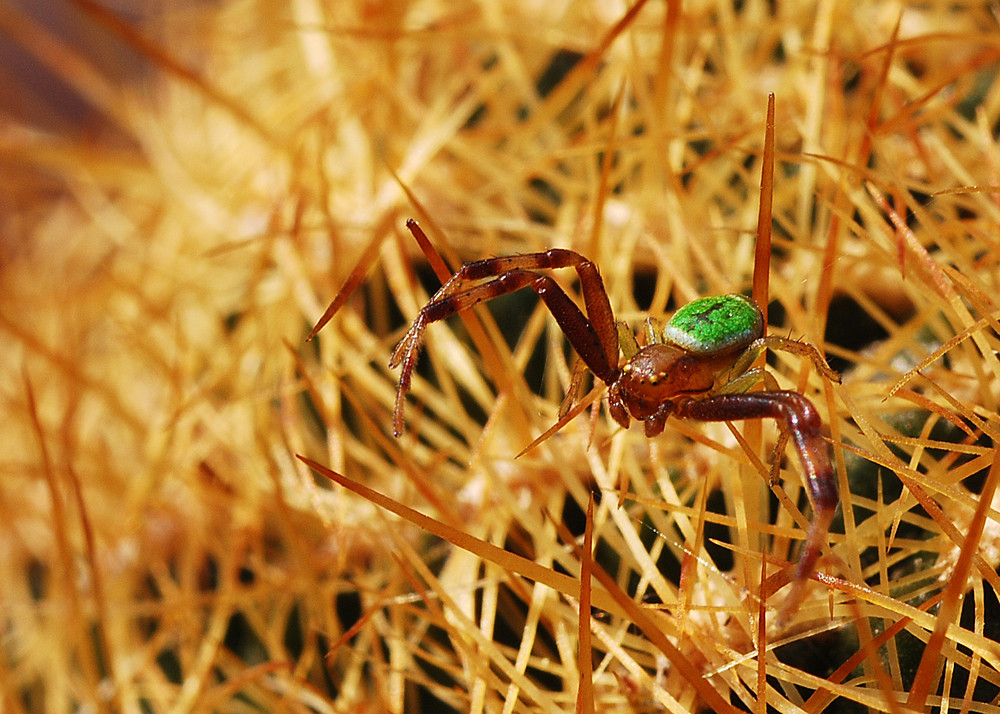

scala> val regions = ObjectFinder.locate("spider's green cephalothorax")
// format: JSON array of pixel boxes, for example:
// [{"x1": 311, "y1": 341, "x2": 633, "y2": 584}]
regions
[{"x1": 662, "y1": 294, "x2": 763, "y2": 356}]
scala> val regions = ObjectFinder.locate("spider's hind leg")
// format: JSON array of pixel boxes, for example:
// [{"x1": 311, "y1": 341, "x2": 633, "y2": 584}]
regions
[{"x1": 757, "y1": 335, "x2": 841, "y2": 384}]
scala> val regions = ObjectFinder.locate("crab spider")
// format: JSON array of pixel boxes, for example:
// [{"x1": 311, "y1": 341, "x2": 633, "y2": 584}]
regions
[{"x1": 390, "y1": 219, "x2": 839, "y2": 621}]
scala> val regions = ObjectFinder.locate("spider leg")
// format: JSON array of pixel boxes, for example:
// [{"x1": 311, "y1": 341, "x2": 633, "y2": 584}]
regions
[
  {"x1": 713, "y1": 368, "x2": 789, "y2": 485},
  {"x1": 390, "y1": 247, "x2": 620, "y2": 435},
  {"x1": 675, "y1": 391, "x2": 837, "y2": 620},
  {"x1": 715, "y1": 366, "x2": 769, "y2": 395},
  {"x1": 754, "y1": 336, "x2": 841, "y2": 383},
  {"x1": 721, "y1": 337, "x2": 839, "y2": 392}
]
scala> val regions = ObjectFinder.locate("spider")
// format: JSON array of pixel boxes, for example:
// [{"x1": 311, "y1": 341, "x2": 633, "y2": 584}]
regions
[{"x1": 389, "y1": 219, "x2": 840, "y2": 621}]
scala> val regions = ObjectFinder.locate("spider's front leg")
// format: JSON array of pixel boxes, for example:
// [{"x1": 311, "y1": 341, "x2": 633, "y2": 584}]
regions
[
  {"x1": 389, "y1": 222, "x2": 621, "y2": 436},
  {"x1": 675, "y1": 390, "x2": 837, "y2": 622}
]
